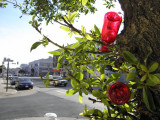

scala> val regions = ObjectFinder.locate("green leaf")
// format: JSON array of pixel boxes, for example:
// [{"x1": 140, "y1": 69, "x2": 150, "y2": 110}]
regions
[
  {"x1": 73, "y1": 31, "x2": 79, "y2": 35},
  {"x1": 149, "y1": 62, "x2": 159, "y2": 73},
  {"x1": 65, "y1": 88, "x2": 79, "y2": 96},
  {"x1": 79, "y1": 72, "x2": 84, "y2": 81},
  {"x1": 68, "y1": 11, "x2": 71, "y2": 21},
  {"x1": 79, "y1": 91, "x2": 83, "y2": 104},
  {"x1": 126, "y1": 72, "x2": 137, "y2": 81},
  {"x1": 30, "y1": 42, "x2": 42, "y2": 52},
  {"x1": 94, "y1": 25, "x2": 101, "y2": 36},
  {"x1": 111, "y1": 72, "x2": 121, "y2": 79},
  {"x1": 85, "y1": 34, "x2": 93, "y2": 40},
  {"x1": 82, "y1": 0, "x2": 88, "y2": 6},
  {"x1": 100, "y1": 73, "x2": 105, "y2": 81},
  {"x1": 81, "y1": 82, "x2": 89, "y2": 88},
  {"x1": 68, "y1": 32, "x2": 73, "y2": 37},
  {"x1": 92, "y1": 90, "x2": 100, "y2": 98},
  {"x1": 63, "y1": 16, "x2": 68, "y2": 22},
  {"x1": 140, "y1": 64, "x2": 148, "y2": 73},
  {"x1": 91, "y1": 79, "x2": 100, "y2": 86},
  {"x1": 57, "y1": 63, "x2": 61, "y2": 70},
  {"x1": 60, "y1": 26, "x2": 70, "y2": 31},
  {"x1": 71, "y1": 79, "x2": 79, "y2": 88},
  {"x1": 87, "y1": 109, "x2": 103, "y2": 117},
  {"x1": 70, "y1": 42, "x2": 79, "y2": 49},
  {"x1": 76, "y1": 71, "x2": 84, "y2": 81},
  {"x1": 48, "y1": 51, "x2": 62, "y2": 55},
  {"x1": 46, "y1": 79, "x2": 50, "y2": 88},
  {"x1": 43, "y1": 72, "x2": 50, "y2": 87},
  {"x1": 81, "y1": 25, "x2": 86, "y2": 34},
  {"x1": 143, "y1": 86, "x2": 150, "y2": 111},
  {"x1": 58, "y1": 56, "x2": 65, "y2": 63},
  {"x1": 106, "y1": 72, "x2": 121, "y2": 84},
  {"x1": 75, "y1": 37, "x2": 85, "y2": 42},
  {"x1": 86, "y1": 68, "x2": 97, "y2": 78},
  {"x1": 74, "y1": 44, "x2": 84, "y2": 53},
  {"x1": 84, "y1": 105, "x2": 87, "y2": 114},
  {"x1": 101, "y1": 99, "x2": 110, "y2": 107},
  {"x1": 141, "y1": 74, "x2": 147, "y2": 82},
  {"x1": 123, "y1": 51, "x2": 138, "y2": 65},
  {"x1": 154, "y1": 73, "x2": 160, "y2": 79},
  {"x1": 146, "y1": 79, "x2": 157, "y2": 86},
  {"x1": 70, "y1": 12, "x2": 77, "y2": 23},
  {"x1": 143, "y1": 86, "x2": 156, "y2": 111},
  {"x1": 82, "y1": 89, "x2": 88, "y2": 95},
  {"x1": 148, "y1": 74, "x2": 160, "y2": 85}
]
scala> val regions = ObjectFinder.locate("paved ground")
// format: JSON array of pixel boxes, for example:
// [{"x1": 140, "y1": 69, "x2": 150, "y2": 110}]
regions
[
  {"x1": 0, "y1": 78, "x2": 38, "y2": 99},
  {"x1": 0, "y1": 78, "x2": 88, "y2": 120}
]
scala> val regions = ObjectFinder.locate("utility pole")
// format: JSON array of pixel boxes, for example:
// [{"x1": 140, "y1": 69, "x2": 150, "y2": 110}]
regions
[{"x1": 3, "y1": 58, "x2": 13, "y2": 92}]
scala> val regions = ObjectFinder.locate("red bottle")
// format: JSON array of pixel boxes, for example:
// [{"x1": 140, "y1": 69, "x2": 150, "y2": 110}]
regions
[
  {"x1": 101, "y1": 12, "x2": 122, "y2": 51},
  {"x1": 101, "y1": 45, "x2": 109, "y2": 52},
  {"x1": 108, "y1": 82, "x2": 130, "y2": 105}
]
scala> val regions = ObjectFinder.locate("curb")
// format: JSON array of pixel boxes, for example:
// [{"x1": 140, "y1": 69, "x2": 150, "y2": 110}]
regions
[{"x1": 14, "y1": 117, "x2": 88, "y2": 120}]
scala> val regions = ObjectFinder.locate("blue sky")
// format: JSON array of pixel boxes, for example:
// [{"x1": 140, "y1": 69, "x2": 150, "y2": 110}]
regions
[{"x1": 0, "y1": 1, "x2": 123, "y2": 68}]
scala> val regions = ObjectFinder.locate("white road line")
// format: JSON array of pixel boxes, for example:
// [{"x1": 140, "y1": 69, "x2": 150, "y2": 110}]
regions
[{"x1": 56, "y1": 90, "x2": 66, "y2": 94}]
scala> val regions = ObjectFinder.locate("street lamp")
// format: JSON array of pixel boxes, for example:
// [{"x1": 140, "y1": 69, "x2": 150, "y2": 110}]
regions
[{"x1": 3, "y1": 58, "x2": 13, "y2": 92}]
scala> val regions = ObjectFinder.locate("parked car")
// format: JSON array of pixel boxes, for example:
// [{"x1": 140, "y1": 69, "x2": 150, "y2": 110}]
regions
[
  {"x1": 50, "y1": 76, "x2": 68, "y2": 87},
  {"x1": 43, "y1": 75, "x2": 53, "y2": 80},
  {"x1": 10, "y1": 76, "x2": 18, "y2": 85},
  {"x1": 15, "y1": 77, "x2": 34, "y2": 90},
  {"x1": 8, "y1": 74, "x2": 13, "y2": 80}
]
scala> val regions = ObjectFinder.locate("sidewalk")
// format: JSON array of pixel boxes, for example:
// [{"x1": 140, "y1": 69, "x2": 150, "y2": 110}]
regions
[
  {"x1": 0, "y1": 78, "x2": 17, "y2": 97},
  {"x1": 0, "y1": 78, "x2": 88, "y2": 120}
]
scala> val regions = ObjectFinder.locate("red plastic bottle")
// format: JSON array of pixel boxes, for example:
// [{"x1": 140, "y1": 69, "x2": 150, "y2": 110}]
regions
[
  {"x1": 108, "y1": 82, "x2": 130, "y2": 105},
  {"x1": 101, "y1": 12, "x2": 122, "y2": 51}
]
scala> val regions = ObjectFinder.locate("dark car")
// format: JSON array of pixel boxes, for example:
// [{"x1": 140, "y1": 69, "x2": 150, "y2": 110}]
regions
[
  {"x1": 15, "y1": 77, "x2": 34, "y2": 90},
  {"x1": 10, "y1": 76, "x2": 18, "y2": 85}
]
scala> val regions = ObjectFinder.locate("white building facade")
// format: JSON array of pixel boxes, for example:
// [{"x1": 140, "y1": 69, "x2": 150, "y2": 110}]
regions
[{"x1": 28, "y1": 56, "x2": 53, "y2": 76}]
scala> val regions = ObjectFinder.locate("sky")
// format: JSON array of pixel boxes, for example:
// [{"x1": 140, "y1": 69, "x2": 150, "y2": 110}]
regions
[{"x1": 0, "y1": 0, "x2": 123, "y2": 68}]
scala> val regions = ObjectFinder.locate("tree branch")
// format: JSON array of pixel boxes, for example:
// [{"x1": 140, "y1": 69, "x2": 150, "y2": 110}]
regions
[{"x1": 88, "y1": 97, "x2": 102, "y2": 103}]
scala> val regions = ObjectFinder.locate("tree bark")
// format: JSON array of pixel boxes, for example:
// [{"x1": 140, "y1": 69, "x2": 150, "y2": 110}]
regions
[
  {"x1": 118, "y1": 0, "x2": 160, "y2": 64},
  {"x1": 118, "y1": 0, "x2": 160, "y2": 119}
]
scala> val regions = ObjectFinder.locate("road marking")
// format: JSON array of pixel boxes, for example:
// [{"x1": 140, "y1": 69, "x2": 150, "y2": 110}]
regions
[{"x1": 56, "y1": 90, "x2": 66, "y2": 94}]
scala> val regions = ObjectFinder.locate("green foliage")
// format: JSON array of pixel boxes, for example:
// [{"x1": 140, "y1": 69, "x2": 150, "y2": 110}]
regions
[
  {"x1": 149, "y1": 62, "x2": 159, "y2": 73},
  {"x1": 123, "y1": 51, "x2": 138, "y2": 65},
  {"x1": 0, "y1": 0, "x2": 7, "y2": 8},
  {"x1": 103, "y1": 0, "x2": 117, "y2": 9},
  {"x1": 60, "y1": 26, "x2": 70, "y2": 31},
  {"x1": 30, "y1": 36, "x2": 49, "y2": 52},
  {"x1": 143, "y1": 86, "x2": 156, "y2": 112},
  {"x1": 41, "y1": 72, "x2": 50, "y2": 88},
  {"x1": 48, "y1": 51, "x2": 62, "y2": 55},
  {"x1": 30, "y1": 42, "x2": 42, "y2": 52},
  {"x1": 3, "y1": 0, "x2": 160, "y2": 119}
]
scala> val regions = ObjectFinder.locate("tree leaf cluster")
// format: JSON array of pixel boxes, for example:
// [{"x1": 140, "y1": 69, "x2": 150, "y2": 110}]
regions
[{"x1": 2, "y1": 0, "x2": 160, "y2": 119}]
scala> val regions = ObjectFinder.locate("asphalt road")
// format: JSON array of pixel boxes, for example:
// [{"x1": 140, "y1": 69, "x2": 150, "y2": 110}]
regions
[
  {"x1": 0, "y1": 91, "x2": 87, "y2": 120},
  {"x1": 31, "y1": 78, "x2": 72, "y2": 89},
  {"x1": 0, "y1": 77, "x2": 106, "y2": 120}
]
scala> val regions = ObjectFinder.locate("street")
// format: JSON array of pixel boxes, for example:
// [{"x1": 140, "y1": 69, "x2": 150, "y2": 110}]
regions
[{"x1": 0, "y1": 77, "x2": 106, "y2": 120}]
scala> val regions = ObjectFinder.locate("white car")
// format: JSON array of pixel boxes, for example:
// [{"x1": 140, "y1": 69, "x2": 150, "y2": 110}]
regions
[
  {"x1": 43, "y1": 75, "x2": 53, "y2": 80},
  {"x1": 51, "y1": 76, "x2": 68, "y2": 87}
]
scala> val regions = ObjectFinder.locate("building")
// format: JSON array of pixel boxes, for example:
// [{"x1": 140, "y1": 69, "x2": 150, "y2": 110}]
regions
[
  {"x1": 52, "y1": 55, "x2": 68, "y2": 77},
  {"x1": 19, "y1": 64, "x2": 30, "y2": 75},
  {"x1": 28, "y1": 56, "x2": 53, "y2": 76}
]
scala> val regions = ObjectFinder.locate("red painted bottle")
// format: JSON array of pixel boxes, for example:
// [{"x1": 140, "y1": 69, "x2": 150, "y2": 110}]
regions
[
  {"x1": 108, "y1": 82, "x2": 130, "y2": 105},
  {"x1": 101, "y1": 12, "x2": 122, "y2": 52}
]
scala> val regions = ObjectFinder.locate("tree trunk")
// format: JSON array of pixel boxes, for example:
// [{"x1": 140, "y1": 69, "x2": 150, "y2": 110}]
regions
[{"x1": 118, "y1": 0, "x2": 160, "y2": 119}]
